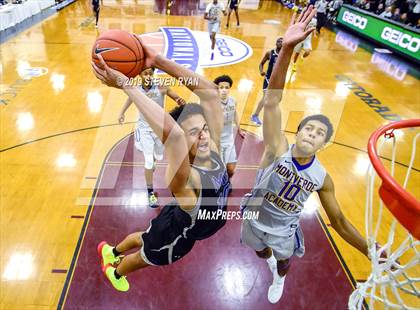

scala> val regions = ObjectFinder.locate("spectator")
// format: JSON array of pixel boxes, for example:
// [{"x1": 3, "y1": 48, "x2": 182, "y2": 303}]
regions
[
  {"x1": 408, "y1": 0, "x2": 416, "y2": 8},
  {"x1": 399, "y1": 12, "x2": 408, "y2": 23},
  {"x1": 406, "y1": 0, "x2": 416, "y2": 24},
  {"x1": 413, "y1": 0, "x2": 420, "y2": 23},
  {"x1": 392, "y1": 7, "x2": 401, "y2": 21},
  {"x1": 380, "y1": 6, "x2": 393, "y2": 18},
  {"x1": 369, "y1": 0, "x2": 378, "y2": 12},
  {"x1": 334, "y1": 0, "x2": 344, "y2": 11},
  {"x1": 376, "y1": 3, "x2": 385, "y2": 14},
  {"x1": 385, "y1": 0, "x2": 395, "y2": 7},
  {"x1": 395, "y1": 0, "x2": 409, "y2": 13},
  {"x1": 354, "y1": 0, "x2": 363, "y2": 8}
]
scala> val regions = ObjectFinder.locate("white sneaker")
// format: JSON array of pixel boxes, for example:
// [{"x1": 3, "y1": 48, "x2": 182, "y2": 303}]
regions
[
  {"x1": 266, "y1": 255, "x2": 277, "y2": 274},
  {"x1": 268, "y1": 273, "x2": 286, "y2": 303}
]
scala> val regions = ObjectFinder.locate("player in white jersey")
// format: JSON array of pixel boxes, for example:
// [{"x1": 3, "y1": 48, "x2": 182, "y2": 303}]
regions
[
  {"x1": 214, "y1": 75, "x2": 244, "y2": 180},
  {"x1": 291, "y1": 17, "x2": 317, "y2": 72},
  {"x1": 240, "y1": 7, "x2": 370, "y2": 304},
  {"x1": 204, "y1": 0, "x2": 227, "y2": 60},
  {"x1": 118, "y1": 67, "x2": 185, "y2": 207}
]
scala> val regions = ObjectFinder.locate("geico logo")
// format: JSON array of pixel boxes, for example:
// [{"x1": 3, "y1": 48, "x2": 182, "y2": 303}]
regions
[
  {"x1": 381, "y1": 27, "x2": 420, "y2": 52},
  {"x1": 336, "y1": 33, "x2": 359, "y2": 52},
  {"x1": 216, "y1": 39, "x2": 233, "y2": 56},
  {"x1": 346, "y1": 40, "x2": 358, "y2": 52},
  {"x1": 342, "y1": 11, "x2": 367, "y2": 29},
  {"x1": 371, "y1": 53, "x2": 407, "y2": 81}
]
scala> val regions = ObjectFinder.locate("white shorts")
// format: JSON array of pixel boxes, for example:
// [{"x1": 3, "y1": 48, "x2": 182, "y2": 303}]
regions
[
  {"x1": 134, "y1": 127, "x2": 164, "y2": 169},
  {"x1": 240, "y1": 219, "x2": 305, "y2": 260},
  {"x1": 294, "y1": 36, "x2": 312, "y2": 53},
  {"x1": 208, "y1": 21, "x2": 220, "y2": 34},
  {"x1": 220, "y1": 143, "x2": 237, "y2": 164}
]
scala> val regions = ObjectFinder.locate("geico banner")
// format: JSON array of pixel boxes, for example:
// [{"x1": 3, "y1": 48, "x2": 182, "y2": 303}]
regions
[
  {"x1": 342, "y1": 11, "x2": 368, "y2": 29},
  {"x1": 337, "y1": 5, "x2": 420, "y2": 61}
]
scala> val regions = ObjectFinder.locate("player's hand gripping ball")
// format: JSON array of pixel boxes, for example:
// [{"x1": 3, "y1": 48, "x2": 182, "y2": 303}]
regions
[{"x1": 92, "y1": 29, "x2": 145, "y2": 78}]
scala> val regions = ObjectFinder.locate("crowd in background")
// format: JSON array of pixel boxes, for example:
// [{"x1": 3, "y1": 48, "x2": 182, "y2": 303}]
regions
[
  {"x1": 2, "y1": 0, "x2": 419, "y2": 29},
  {"x1": 348, "y1": 0, "x2": 420, "y2": 28},
  {"x1": 281, "y1": 0, "x2": 419, "y2": 29}
]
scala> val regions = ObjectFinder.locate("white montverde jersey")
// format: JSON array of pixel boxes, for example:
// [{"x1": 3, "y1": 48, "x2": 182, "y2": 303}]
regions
[
  {"x1": 221, "y1": 96, "x2": 236, "y2": 144},
  {"x1": 137, "y1": 83, "x2": 164, "y2": 131},
  {"x1": 243, "y1": 145, "x2": 327, "y2": 236}
]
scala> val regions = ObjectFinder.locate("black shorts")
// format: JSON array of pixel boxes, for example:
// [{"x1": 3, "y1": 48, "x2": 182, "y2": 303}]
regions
[
  {"x1": 229, "y1": 0, "x2": 238, "y2": 9},
  {"x1": 141, "y1": 203, "x2": 196, "y2": 266},
  {"x1": 263, "y1": 76, "x2": 269, "y2": 90}
]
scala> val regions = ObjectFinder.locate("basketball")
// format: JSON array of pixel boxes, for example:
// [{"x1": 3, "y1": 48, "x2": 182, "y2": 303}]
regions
[{"x1": 92, "y1": 29, "x2": 144, "y2": 78}]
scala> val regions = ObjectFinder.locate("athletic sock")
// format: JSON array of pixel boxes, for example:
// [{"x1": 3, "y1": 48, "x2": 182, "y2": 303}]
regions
[
  {"x1": 147, "y1": 186, "x2": 154, "y2": 195},
  {"x1": 114, "y1": 269, "x2": 122, "y2": 280},
  {"x1": 112, "y1": 247, "x2": 121, "y2": 257}
]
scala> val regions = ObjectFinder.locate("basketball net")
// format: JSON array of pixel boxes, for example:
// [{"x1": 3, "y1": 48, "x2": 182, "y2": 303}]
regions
[{"x1": 348, "y1": 124, "x2": 420, "y2": 309}]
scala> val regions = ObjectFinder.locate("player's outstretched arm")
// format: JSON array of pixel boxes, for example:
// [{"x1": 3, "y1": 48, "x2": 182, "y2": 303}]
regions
[
  {"x1": 91, "y1": 55, "x2": 191, "y2": 196},
  {"x1": 318, "y1": 174, "x2": 369, "y2": 257},
  {"x1": 260, "y1": 7, "x2": 316, "y2": 168},
  {"x1": 138, "y1": 37, "x2": 223, "y2": 149},
  {"x1": 118, "y1": 98, "x2": 132, "y2": 124}
]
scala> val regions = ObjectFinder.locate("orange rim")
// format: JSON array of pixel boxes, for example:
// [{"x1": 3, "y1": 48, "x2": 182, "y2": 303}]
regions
[{"x1": 367, "y1": 119, "x2": 420, "y2": 239}]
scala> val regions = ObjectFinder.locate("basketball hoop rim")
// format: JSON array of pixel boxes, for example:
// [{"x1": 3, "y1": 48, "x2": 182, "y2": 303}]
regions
[{"x1": 367, "y1": 119, "x2": 420, "y2": 218}]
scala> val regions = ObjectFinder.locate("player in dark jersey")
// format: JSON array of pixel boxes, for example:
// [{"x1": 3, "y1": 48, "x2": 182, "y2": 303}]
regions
[
  {"x1": 250, "y1": 37, "x2": 283, "y2": 126},
  {"x1": 226, "y1": 0, "x2": 241, "y2": 28},
  {"x1": 91, "y1": 38, "x2": 229, "y2": 292},
  {"x1": 91, "y1": 0, "x2": 100, "y2": 28}
]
